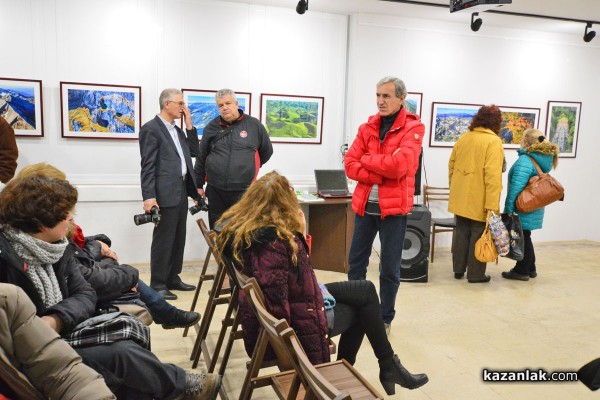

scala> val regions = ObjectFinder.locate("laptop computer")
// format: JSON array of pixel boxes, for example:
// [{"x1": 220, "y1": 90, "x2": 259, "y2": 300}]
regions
[{"x1": 314, "y1": 169, "x2": 353, "y2": 198}]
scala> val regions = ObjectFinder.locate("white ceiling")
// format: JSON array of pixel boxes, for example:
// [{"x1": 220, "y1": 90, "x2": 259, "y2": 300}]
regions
[{"x1": 219, "y1": 0, "x2": 600, "y2": 37}]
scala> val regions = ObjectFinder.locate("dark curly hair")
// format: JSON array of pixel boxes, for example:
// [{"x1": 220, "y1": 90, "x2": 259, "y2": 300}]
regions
[
  {"x1": 468, "y1": 105, "x2": 502, "y2": 134},
  {"x1": 0, "y1": 176, "x2": 78, "y2": 233}
]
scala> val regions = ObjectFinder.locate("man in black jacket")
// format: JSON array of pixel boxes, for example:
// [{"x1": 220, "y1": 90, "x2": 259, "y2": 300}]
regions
[{"x1": 193, "y1": 89, "x2": 273, "y2": 228}]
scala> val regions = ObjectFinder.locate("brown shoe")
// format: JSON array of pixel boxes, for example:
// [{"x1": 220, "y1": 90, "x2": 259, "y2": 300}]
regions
[{"x1": 183, "y1": 372, "x2": 222, "y2": 400}]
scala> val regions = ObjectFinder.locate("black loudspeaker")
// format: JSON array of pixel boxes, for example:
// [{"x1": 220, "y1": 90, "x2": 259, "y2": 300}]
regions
[{"x1": 400, "y1": 204, "x2": 431, "y2": 283}]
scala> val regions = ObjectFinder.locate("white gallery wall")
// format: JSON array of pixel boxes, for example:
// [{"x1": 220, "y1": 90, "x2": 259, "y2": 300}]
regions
[
  {"x1": 2, "y1": 0, "x2": 599, "y2": 263},
  {"x1": 2, "y1": 0, "x2": 348, "y2": 263}
]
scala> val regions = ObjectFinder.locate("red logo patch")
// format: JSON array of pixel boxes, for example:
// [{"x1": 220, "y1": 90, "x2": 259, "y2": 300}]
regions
[{"x1": 240, "y1": 130, "x2": 248, "y2": 138}]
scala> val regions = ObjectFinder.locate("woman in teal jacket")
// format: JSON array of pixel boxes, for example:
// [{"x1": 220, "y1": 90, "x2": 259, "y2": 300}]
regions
[{"x1": 502, "y1": 129, "x2": 559, "y2": 281}]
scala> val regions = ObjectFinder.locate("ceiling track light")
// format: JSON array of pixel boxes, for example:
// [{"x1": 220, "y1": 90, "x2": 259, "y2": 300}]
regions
[
  {"x1": 584, "y1": 22, "x2": 596, "y2": 42},
  {"x1": 296, "y1": 0, "x2": 308, "y2": 15},
  {"x1": 471, "y1": 12, "x2": 483, "y2": 32}
]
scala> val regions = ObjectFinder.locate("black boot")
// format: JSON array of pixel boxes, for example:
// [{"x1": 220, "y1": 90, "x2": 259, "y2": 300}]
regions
[{"x1": 379, "y1": 355, "x2": 428, "y2": 395}]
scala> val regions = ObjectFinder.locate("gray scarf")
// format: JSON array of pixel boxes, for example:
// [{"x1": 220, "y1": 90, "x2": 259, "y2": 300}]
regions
[{"x1": 1, "y1": 225, "x2": 67, "y2": 309}]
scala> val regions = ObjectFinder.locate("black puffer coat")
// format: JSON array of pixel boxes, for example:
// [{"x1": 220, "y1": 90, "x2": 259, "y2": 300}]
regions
[{"x1": 70, "y1": 234, "x2": 138, "y2": 306}]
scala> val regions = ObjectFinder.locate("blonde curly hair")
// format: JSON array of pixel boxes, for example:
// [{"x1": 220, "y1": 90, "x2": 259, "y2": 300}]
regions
[{"x1": 215, "y1": 171, "x2": 305, "y2": 266}]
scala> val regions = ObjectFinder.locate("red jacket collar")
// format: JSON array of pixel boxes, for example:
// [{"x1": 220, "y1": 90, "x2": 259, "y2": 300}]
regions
[{"x1": 366, "y1": 106, "x2": 408, "y2": 136}]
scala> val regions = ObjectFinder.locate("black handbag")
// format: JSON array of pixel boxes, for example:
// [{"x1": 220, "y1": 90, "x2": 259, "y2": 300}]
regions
[{"x1": 501, "y1": 213, "x2": 524, "y2": 261}]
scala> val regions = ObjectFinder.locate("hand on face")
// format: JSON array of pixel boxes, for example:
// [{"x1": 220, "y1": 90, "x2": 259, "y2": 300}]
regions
[
  {"x1": 182, "y1": 104, "x2": 190, "y2": 120},
  {"x1": 99, "y1": 240, "x2": 118, "y2": 260}
]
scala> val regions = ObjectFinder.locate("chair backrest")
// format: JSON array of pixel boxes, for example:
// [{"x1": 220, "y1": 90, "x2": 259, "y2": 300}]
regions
[
  {"x1": 423, "y1": 185, "x2": 450, "y2": 207},
  {"x1": 245, "y1": 285, "x2": 295, "y2": 370},
  {"x1": 280, "y1": 327, "x2": 351, "y2": 400},
  {"x1": 197, "y1": 218, "x2": 224, "y2": 265}
]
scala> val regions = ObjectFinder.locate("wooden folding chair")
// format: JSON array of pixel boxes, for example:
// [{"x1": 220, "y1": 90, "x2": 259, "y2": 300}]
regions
[
  {"x1": 246, "y1": 285, "x2": 383, "y2": 400},
  {"x1": 280, "y1": 326, "x2": 382, "y2": 400},
  {"x1": 183, "y1": 218, "x2": 219, "y2": 338},
  {"x1": 423, "y1": 185, "x2": 456, "y2": 263},
  {"x1": 185, "y1": 225, "x2": 237, "y2": 400},
  {"x1": 189, "y1": 225, "x2": 233, "y2": 370},
  {"x1": 241, "y1": 283, "x2": 301, "y2": 400}
]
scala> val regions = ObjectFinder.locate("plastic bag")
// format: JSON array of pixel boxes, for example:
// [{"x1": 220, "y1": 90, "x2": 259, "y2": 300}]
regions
[
  {"x1": 501, "y1": 213, "x2": 524, "y2": 261},
  {"x1": 487, "y1": 211, "x2": 510, "y2": 256}
]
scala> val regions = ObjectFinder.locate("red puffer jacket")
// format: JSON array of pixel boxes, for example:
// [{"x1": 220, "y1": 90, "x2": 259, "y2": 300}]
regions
[
  {"x1": 345, "y1": 106, "x2": 424, "y2": 217},
  {"x1": 234, "y1": 228, "x2": 330, "y2": 365}
]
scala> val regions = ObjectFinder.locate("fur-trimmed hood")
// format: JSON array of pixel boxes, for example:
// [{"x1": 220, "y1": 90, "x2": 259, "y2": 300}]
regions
[
  {"x1": 525, "y1": 141, "x2": 559, "y2": 156},
  {"x1": 522, "y1": 141, "x2": 559, "y2": 169}
]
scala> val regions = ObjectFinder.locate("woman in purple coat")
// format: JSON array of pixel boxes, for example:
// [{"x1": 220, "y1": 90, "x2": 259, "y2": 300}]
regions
[{"x1": 216, "y1": 171, "x2": 428, "y2": 396}]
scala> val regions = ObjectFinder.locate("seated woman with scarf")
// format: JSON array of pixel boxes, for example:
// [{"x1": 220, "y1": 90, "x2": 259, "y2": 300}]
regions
[{"x1": 0, "y1": 176, "x2": 220, "y2": 400}]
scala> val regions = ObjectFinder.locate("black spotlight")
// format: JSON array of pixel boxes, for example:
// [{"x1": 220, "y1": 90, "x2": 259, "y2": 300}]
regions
[
  {"x1": 296, "y1": 0, "x2": 308, "y2": 15},
  {"x1": 471, "y1": 12, "x2": 482, "y2": 32},
  {"x1": 584, "y1": 22, "x2": 596, "y2": 43}
]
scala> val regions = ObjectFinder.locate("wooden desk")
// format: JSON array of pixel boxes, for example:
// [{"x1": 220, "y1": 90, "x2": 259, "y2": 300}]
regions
[{"x1": 300, "y1": 198, "x2": 355, "y2": 274}]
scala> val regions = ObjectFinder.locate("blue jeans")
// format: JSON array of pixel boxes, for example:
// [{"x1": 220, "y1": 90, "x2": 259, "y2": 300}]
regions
[
  {"x1": 137, "y1": 279, "x2": 177, "y2": 324},
  {"x1": 347, "y1": 213, "x2": 407, "y2": 324}
]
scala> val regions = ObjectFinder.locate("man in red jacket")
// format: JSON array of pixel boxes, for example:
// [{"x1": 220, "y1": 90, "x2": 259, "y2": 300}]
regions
[{"x1": 344, "y1": 76, "x2": 424, "y2": 334}]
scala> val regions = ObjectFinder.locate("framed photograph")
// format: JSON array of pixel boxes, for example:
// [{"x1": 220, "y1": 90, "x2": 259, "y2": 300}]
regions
[
  {"x1": 60, "y1": 82, "x2": 141, "y2": 139},
  {"x1": 405, "y1": 92, "x2": 423, "y2": 116},
  {"x1": 429, "y1": 102, "x2": 483, "y2": 147},
  {"x1": 0, "y1": 77, "x2": 44, "y2": 137},
  {"x1": 545, "y1": 101, "x2": 581, "y2": 158},
  {"x1": 260, "y1": 93, "x2": 324, "y2": 144},
  {"x1": 499, "y1": 106, "x2": 540, "y2": 149},
  {"x1": 182, "y1": 89, "x2": 251, "y2": 138}
]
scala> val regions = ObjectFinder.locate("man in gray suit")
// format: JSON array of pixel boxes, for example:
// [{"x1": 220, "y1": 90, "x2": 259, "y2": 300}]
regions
[{"x1": 139, "y1": 88, "x2": 200, "y2": 300}]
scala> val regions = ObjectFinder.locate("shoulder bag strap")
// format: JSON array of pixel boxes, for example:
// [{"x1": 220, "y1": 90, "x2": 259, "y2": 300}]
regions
[{"x1": 527, "y1": 155, "x2": 543, "y2": 176}]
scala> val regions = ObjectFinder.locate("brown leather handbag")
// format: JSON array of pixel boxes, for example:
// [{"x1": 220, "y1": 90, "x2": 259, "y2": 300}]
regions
[{"x1": 516, "y1": 156, "x2": 564, "y2": 213}]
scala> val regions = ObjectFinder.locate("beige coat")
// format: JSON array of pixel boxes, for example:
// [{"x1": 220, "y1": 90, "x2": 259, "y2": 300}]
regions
[
  {"x1": 0, "y1": 283, "x2": 115, "y2": 400},
  {"x1": 448, "y1": 127, "x2": 504, "y2": 222}
]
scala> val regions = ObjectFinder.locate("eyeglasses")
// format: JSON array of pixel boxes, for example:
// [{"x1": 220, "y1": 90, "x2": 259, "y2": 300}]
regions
[{"x1": 167, "y1": 101, "x2": 185, "y2": 107}]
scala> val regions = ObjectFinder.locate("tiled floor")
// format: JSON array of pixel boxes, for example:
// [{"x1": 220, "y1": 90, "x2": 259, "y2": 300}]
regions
[{"x1": 140, "y1": 241, "x2": 600, "y2": 399}]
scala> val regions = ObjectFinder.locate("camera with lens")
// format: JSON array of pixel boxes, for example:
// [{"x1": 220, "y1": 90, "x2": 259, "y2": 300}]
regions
[
  {"x1": 133, "y1": 205, "x2": 161, "y2": 226},
  {"x1": 189, "y1": 197, "x2": 209, "y2": 215}
]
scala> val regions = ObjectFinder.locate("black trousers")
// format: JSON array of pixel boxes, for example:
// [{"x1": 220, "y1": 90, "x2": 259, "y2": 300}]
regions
[
  {"x1": 513, "y1": 230, "x2": 535, "y2": 275},
  {"x1": 205, "y1": 185, "x2": 246, "y2": 229},
  {"x1": 150, "y1": 180, "x2": 188, "y2": 290},
  {"x1": 325, "y1": 280, "x2": 394, "y2": 365},
  {"x1": 453, "y1": 215, "x2": 487, "y2": 280},
  {"x1": 76, "y1": 340, "x2": 185, "y2": 400}
]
